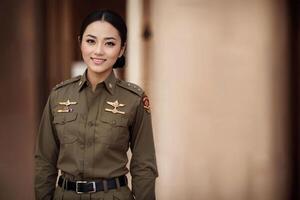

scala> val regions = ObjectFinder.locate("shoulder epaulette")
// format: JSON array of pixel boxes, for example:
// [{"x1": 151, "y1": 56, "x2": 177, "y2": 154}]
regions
[
  {"x1": 53, "y1": 76, "x2": 81, "y2": 90},
  {"x1": 117, "y1": 80, "x2": 144, "y2": 97}
]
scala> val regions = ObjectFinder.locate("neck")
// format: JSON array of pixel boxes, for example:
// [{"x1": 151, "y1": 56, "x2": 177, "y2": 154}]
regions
[{"x1": 87, "y1": 68, "x2": 112, "y2": 91}]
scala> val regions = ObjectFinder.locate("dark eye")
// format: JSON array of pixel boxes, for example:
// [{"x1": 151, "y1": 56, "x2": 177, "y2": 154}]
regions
[
  {"x1": 105, "y1": 41, "x2": 115, "y2": 47},
  {"x1": 86, "y1": 39, "x2": 96, "y2": 44}
]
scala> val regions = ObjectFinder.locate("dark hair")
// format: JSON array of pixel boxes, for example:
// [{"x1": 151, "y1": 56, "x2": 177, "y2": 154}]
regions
[{"x1": 79, "y1": 10, "x2": 127, "y2": 68}]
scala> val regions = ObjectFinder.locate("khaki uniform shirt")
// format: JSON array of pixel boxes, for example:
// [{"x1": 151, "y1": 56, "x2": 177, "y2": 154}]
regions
[{"x1": 35, "y1": 71, "x2": 158, "y2": 200}]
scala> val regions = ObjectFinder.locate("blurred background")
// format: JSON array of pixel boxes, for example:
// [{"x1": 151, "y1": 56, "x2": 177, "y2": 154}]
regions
[{"x1": 0, "y1": 0, "x2": 299, "y2": 199}]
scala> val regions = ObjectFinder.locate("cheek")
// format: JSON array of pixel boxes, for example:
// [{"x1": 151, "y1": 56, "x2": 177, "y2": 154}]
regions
[
  {"x1": 81, "y1": 45, "x2": 92, "y2": 57},
  {"x1": 106, "y1": 48, "x2": 121, "y2": 59}
]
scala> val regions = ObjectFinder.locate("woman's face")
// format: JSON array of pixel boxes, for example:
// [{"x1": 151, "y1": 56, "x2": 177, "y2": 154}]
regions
[{"x1": 80, "y1": 21, "x2": 124, "y2": 74}]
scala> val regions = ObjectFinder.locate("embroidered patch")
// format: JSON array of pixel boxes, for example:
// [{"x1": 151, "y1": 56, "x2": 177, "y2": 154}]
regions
[{"x1": 142, "y1": 96, "x2": 151, "y2": 113}]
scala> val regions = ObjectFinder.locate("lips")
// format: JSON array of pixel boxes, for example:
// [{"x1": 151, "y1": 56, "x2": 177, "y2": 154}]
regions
[{"x1": 91, "y1": 57, "x2": 106, "y2": 65}]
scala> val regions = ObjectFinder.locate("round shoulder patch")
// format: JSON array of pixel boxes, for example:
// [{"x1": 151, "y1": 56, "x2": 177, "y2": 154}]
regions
[{"x1": 142, "y1": 95, "x2": 151, "y2": 113}]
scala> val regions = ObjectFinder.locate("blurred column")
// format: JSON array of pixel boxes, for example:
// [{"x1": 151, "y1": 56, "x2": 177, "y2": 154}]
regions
[
  {"x1": 0, "y1": 0, "x2": 43, "y2": 199},
  {"x1": 288, "y1": 0, "x2": 300, "y2": 198},
  {"x1": 45, "y1": 0, "x2": 74, "y2": 91},
  {"x1": 148, "y1": 0, "x2": 289, "y2": 199},
  {"x1": 126, "y1": 0, "x2": 144, "y2": 87}
]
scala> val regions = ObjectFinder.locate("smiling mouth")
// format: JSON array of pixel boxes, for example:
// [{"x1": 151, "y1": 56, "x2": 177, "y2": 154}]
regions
[{"x1": 91, "y1": 57, "x2": 106, "y2": 65}]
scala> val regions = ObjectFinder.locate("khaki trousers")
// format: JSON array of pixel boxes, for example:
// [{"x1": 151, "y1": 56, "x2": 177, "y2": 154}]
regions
[{"x1": 53, "y1": 185, "x2": 134, "y2": 200}]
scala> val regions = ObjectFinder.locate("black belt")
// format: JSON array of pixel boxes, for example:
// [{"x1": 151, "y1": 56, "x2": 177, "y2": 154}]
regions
[{"x1": 58, "y1": 175, "x2": 127, "y2": 194}]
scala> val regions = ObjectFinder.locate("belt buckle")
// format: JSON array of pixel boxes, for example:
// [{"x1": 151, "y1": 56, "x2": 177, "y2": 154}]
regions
[
  {"x1": 88, "y1": 181, "x2": 96, "y2": 193},
  {"x1": 76, "y1": 181, "x2": 87, "y2": 194},
  {"x1": 75, "y1": 181, "x2": 96, "y2": 194}
]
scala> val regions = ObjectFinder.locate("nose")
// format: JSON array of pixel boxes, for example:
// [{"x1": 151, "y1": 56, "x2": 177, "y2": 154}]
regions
[{"x1": 95, "y1": 43, "x2": 104, "y2": 55}]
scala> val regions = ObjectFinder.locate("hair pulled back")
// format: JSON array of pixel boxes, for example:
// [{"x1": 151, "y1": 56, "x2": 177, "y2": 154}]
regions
[{"x1": 79, "y1": 10, "x2": 127, "y2": 68}]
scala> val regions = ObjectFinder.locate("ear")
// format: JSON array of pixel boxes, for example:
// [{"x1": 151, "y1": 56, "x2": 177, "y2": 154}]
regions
[{"x1": 118, "y1": 44, "x2": 126, "y2": 58}]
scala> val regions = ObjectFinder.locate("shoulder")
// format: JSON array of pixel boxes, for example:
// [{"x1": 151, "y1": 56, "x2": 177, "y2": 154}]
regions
[
  {"x1": 116, "y1": 79, "x2": 144, "y2": 97},
  {"x1": 52, "y1": 76, "x2": 81, "y2": 91}
]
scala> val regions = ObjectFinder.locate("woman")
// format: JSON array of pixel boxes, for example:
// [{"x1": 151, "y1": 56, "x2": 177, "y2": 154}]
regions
[{"x1": 35, "y1": 10, "x2": 158, "y2": 200}]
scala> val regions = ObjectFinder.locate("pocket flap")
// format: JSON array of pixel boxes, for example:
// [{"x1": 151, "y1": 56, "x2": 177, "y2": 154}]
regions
[
  {"x1": 53, "y1": 115, "x2": 64, "y2": 124},
  {"x1": 101, "y1": 116, "x2": 128, "y2": 127},
  {"x1": 53, "y1": 113, "x2": 78, "y2": 124},
  {"x1": 65, "y1": 113, "x2": 77, "y2": 122}
]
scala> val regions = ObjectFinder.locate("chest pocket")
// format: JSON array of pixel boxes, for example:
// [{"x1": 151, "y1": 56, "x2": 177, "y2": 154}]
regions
[
  {"x1": 53, "y1": 113, "x2": 78, "y2": 144},
  {"x1": 96, "y1": 115, "x2": 129, "y2": 148}
]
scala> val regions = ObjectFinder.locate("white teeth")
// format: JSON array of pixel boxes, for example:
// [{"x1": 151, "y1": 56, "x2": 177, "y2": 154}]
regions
[
  {"x1": 92, "y1": 58, "x2": 105, "y2": 64},
  {"x1": 93, "y1": 58, "x2": 104, "y2": 61}
]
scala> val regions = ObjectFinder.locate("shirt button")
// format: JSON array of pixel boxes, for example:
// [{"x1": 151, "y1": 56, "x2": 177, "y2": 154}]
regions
[
  {"x1": 88, "y1": 121, "x2": 94, "y2": 127},
  {"x1": 112, "y1": 120, "x2": 116, "y2": 125}
]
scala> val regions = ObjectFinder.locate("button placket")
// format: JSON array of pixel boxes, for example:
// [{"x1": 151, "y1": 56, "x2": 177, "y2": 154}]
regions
[{"x1": 88, "y1": 121, "x2": 94, "y2": 127}]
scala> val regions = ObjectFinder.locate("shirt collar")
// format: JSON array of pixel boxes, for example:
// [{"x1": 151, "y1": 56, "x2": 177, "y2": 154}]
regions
[
  {"x1": 78, "y1": 70, "x2": 117, "y2": 95},
  {"x1": 77, "y1": 70, "x2": 88, "y2": 92},
  {"x1": 103, "y1": 70, "x2": 117, "y2": 95}
]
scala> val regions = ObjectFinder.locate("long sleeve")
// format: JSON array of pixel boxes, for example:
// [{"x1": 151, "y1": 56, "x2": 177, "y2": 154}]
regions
[
  {"x1": 130, "y1": 95, "x2": 158, "y2": 200},
  {"x1": 34, "y1": 93, "x2": 59, "y2": 200}
]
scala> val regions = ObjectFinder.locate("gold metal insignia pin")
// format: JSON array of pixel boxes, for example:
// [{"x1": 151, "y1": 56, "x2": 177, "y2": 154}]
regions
[
  {"x1": 57, "y1": 108, "x2": 73, "y2": 113},
  {"x1": 105, "y1": 100, "x2": 126, "y2": 114},
  {"x1": 59, "y1": 99, "x2": 77, "y2": 106},
  {"x1": 57, "y1": 99, "x2": 77, "y2": 113}
]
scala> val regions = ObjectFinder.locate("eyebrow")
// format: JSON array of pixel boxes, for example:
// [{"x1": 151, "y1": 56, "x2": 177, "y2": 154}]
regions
[
  {"x1": 85, "y1": 34, "x2": 117, "y2": 40},
  {"x1": 104, "y1": 37, "x2": 117, "y2": 40},
  {"x1": 86, "y1": 34, "x2": 97, "y2": 39}
]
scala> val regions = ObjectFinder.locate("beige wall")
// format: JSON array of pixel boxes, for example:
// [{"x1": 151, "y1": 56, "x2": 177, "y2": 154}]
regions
[
  {"x1": 0, "y1": 0, "x2": 291, "y2": 199},
  {"x1": 148, "y1": 0, "x2": 289, "y2": 199}
]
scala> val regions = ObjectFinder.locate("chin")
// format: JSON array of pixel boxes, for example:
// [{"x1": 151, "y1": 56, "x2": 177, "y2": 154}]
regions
[{"x1": 89, "y1": 65, "x2": 112, "y2": 74}]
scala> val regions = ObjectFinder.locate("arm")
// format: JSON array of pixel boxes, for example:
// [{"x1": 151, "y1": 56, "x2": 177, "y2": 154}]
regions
[
  {"x1": 34, "y1": 93, "x2": 59, "y2": 200},
  {"x1": 130, "y1": 95, "x2": 158, "y2": 200}
]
